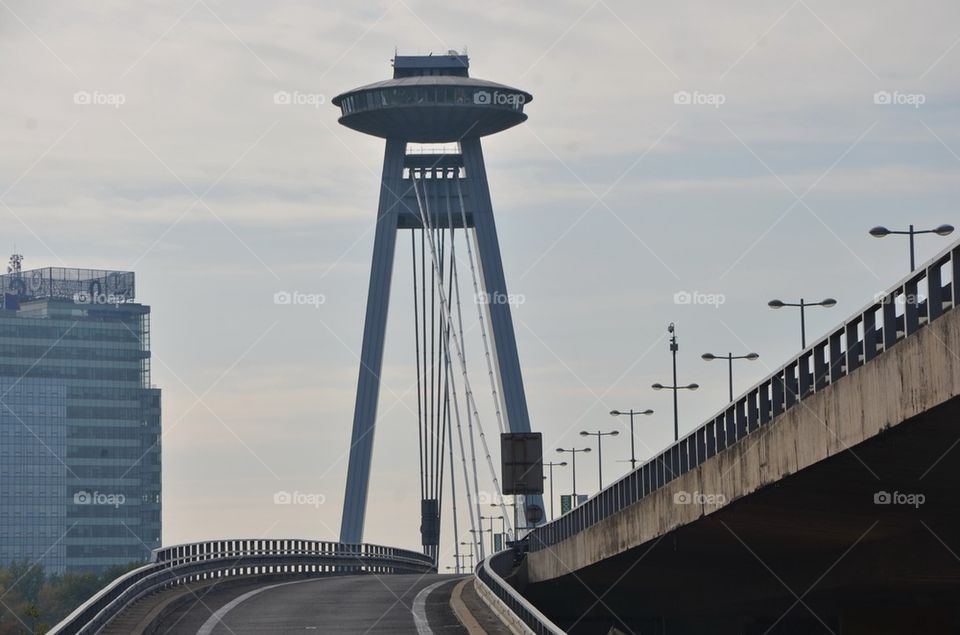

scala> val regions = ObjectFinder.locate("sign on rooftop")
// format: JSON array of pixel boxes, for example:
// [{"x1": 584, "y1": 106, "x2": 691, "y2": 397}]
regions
[{"x1": 0, "y1": 267, "x2": 135, "y2": 303}]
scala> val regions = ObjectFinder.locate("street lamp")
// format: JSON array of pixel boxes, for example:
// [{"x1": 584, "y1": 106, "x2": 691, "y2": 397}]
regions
[
  {"x1": 768, "y1": 298, "x2": 836, "y2": 348},
  {"x1": 491, "y1": 499, "x2": 519, "y2": 539},
  {"x1": 556, "y1": 446, "x2": 591, "y2": 502},
  {"x1": 870, "y1": 224, "x2": 954, "y2": 271},
  {"x1": 469, "y1": 527, "x2": 485, "y2": 554},
  {"x1": 479, "y1": 514, "x2": 503, "y2": 554},
  {"x1": 609, "y1": 408, "x2": 653, "y2": 471},
  {"x1": 542, "y1": 461, "x2": 567, "y2": 520},
  {"x1": 701, "y1": 352, "x2": 760, "y2": 402},
  {"x1": 459, "y1": 541, "x2": 475, "y2": 570},
  {"x1": 652, "y1": 322, "x2": 698, "y2": 442},
  {"x1": 579, "y1": 430, "x2": 619, "y2": 489},
  {"x1": 487, "y1": 506, "x2": 508, "y2": 546}
]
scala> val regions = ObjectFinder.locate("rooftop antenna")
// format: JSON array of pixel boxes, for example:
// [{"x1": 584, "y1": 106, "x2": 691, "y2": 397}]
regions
[{"x1": 7, "y1": 252, "x2": 23, "y2": 274}]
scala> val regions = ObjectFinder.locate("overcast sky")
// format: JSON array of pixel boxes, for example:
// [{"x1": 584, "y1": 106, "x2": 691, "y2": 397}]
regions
[{"x1": 2, "y1": 0, "x2": 959, "y2": 569}]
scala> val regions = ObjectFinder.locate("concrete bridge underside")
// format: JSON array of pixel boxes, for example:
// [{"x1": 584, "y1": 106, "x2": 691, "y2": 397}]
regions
[{"x1": 523, "y1": 308, "x2": 960, "y2": 634}]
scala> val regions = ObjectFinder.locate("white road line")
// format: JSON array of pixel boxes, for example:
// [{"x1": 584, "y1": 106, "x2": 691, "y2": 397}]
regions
[
  {"x1": 196, "y1": 578, "x2": 319, "y2": 635},
  {"x1": 412, "y1": 579, "x2": 450, "y2": 635}
]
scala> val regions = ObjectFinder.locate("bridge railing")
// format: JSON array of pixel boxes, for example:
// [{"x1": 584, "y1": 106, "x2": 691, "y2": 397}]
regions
[
  {"x1": 529, "y1": 240, "x2": 960, "y2": 553},
  {"x1": 49, "y1": 539, "x2": 434, "y2": 635},
  {"x1": 475, "y1": 550, "x2": 566, "y2": 635}
]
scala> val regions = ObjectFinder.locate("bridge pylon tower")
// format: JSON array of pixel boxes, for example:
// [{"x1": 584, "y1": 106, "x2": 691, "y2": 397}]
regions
[{"x1": 332, "y1": 52, "x2": 542, "y2": 555}]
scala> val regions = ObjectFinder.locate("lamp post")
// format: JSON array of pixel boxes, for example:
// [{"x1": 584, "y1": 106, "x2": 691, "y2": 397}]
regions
[
  {"x1": 479, "y1": 514, "x2": 503, "y2": 554},
  {"x1": 491, "y1": 500, "x2": 518, "y2": 539},
  {"x1": 542, "y1": 461, "x2": 567, "y2": 520},
  {"x1": 556, "y1": 446, "x2": 591, "y2": 502},
  {"x1": 870, "y1": 224, "x2": 954, "y2": 271},
  {"x1": 609, "y1": 408, "x2": 653, "y2": 471},
  {"x1": 469, "y1": 528, "x2": 485, "y2": 557},
  {"x1": 579, "y1": 430, "x2": 619, "y2": 489},
  {"x1": 652, "y1": 323, "x2": 699, "y2": 442},
  {"x1": 768, "y1": 298, "x2": 836, "y2": 348},
  {"x1": 486, "y1": 509, "x2": 507, "y2": 548},
  {"x1": 459, "y1": 541, "x2": 474, "y2": 570},
  {"x1": 701, "y1": 352, "x2": 760, "y2": 402}
]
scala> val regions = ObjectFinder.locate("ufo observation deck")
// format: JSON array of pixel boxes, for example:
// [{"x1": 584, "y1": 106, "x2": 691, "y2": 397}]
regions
[{"x1": 332, "y1": 54, "x2": 532, "y2": 143}]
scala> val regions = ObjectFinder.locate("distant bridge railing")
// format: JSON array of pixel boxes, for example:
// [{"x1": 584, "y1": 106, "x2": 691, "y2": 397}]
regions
[
  {"x1": 475, "y1": 550, "x2": 565, "y2": 634},
  {"x1": 50, "y1": 539, "x2": 435, "y2": 635},
  {"x1": 530, "y1": 239, "x2": 960, "y2": 553}
]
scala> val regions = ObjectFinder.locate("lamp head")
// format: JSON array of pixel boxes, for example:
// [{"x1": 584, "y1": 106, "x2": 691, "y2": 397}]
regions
[
  {"x1": 768, "y1": 299, "x2": 785, "y2": 309},
  {"x1": 609, "y1": 410, "x2": 621, "y2": 416},
  {"x1": 687, "y1": 383, "x2": 700, "y2": 390},
  {"x1": 641, "y1": 409, "x2": 654, "y2": 415},
  {"x1": 651, "y1": 383, "x2": 664, "y2": 390},
  {"x1": 820, "y1": 298, "x2": 837, "y2": 308},
  {"x1": 869, "y1": 226, "x2": 891, "y2": 237},
  {"x1": 746, "y1": 352, "x2": 760, "y2": 360},
  {"x1": 936, "y1": 224, "x2": 955, "y2": 236},
  {"x1": 701, "y1": 353, "x2": 716, "y2": 361}
]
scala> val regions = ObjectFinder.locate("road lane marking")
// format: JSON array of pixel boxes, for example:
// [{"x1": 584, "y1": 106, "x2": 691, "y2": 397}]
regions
[
  {"x1": 412, "y1": 579, "x2": 451, "y2": 635},
  {"x1": 196, "y1": 578, "x2": 318, "y2": 635}
]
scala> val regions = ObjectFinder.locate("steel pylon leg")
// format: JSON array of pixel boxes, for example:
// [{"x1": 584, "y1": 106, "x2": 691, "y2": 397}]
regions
[{"x1": 340, "y1": 139, "x2": 407, "y2": 544}]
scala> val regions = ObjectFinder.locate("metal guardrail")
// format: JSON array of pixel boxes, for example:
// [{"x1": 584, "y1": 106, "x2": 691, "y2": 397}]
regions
[
  {"x1": 529, "y1": 239, "x2": 960, "y2": 553},
  {"x1": 475, "y1": 550, "x2": 566, "y2": 634},
  {"x1": 50, "y1": 539, "x2": 435, "y2": 635}
]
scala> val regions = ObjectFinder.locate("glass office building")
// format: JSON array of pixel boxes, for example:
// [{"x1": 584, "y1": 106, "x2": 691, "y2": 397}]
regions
[{"x1": 0, "y1": 267, "x2": 161, "y2": 574}]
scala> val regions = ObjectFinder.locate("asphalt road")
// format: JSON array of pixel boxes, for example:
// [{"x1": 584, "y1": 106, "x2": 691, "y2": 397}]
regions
[{"x1": 152, "y1": 574, "x2": 468, "y2": 634}]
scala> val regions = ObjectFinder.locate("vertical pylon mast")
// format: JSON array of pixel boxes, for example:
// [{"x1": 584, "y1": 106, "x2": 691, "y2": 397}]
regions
[{"x1": 333, "y1": 53, "x2": 542, "y2": 551}]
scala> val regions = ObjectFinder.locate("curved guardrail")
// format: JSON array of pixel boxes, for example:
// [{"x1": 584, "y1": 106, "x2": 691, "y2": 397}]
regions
[
  {"x1": 529, "y1": 239, "x2": 960, "y2": 553},
  {"x1": 50, "y1": 539, "x2": 435, "y2": 635},
  {"x1": 475, "y1": 550, "x2": 565, "y2": 634}
]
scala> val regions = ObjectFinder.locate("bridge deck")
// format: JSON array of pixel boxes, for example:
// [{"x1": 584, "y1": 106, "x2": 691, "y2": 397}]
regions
[
  {"x1": 145, "y1": 574, "x2": 471, "y2": 634},
  {"x1": 521, "y1": 277, "x2": 960, "y2": 633}
]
